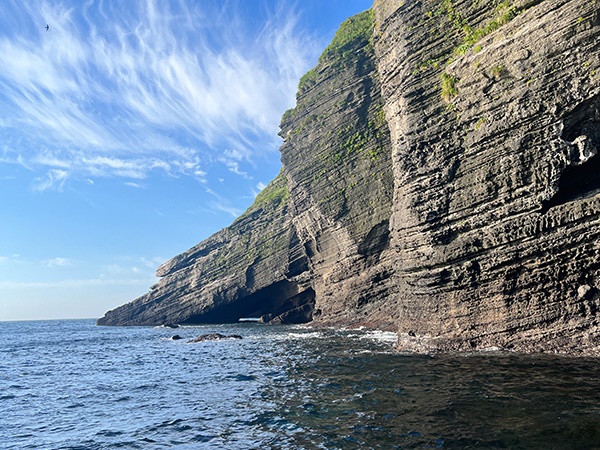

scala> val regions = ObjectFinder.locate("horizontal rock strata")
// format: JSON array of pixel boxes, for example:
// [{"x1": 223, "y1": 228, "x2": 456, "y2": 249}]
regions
[
  {"x1": 99, "y1": 0, "x2": 600, "y2": 355},
  {"x1": 375, "y1": 0, "x2": 600, "y2": 354},
  {"x1": 98, "y1": 10, "x2": 397, "y2": 329}
]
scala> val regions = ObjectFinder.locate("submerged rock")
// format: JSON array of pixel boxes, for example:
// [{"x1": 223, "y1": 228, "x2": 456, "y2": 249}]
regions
[{"x1": 187, "y1": 333, "x2": 243, "y2": 343}]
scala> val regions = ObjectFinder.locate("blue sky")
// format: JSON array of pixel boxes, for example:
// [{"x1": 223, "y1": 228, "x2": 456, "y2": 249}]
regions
[{"x1": 0, "y1": 0, "x2": 373, "y2": 321}]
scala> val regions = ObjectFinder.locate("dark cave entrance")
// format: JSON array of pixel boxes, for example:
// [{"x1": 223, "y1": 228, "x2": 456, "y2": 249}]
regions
[
  {"x1": 541, "y1": 95, "x2": 600, "y2": 213},
  {"x1": 180, "y1": 281, "x2": 316, "y2": 325},
  {"x1": 541, "y1": 154, "x2": 600, "y2": 213}
]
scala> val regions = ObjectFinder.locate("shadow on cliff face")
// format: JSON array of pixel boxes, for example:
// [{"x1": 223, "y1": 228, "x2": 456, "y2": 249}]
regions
[
  {"x1": 542, "y1": 95, "x2": 600, "y2": 213},
  {"x1": 179, "y1": 281, "x2": 316, "y2": 325},
  {"x1": 358, "y1": 220, "x2": 390, "y2": 258}
]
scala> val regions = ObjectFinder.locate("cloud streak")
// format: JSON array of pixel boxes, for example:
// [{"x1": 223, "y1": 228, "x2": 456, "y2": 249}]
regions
[
  {"x1": 43, "y1": 257, "x2": 73, "y2": 268},
  {"x1": 0, "y1": 0, "x2": 318, "y2": 190},
  {"x1": 0, "y1": 277, "x2": 155, "y2": 289}
]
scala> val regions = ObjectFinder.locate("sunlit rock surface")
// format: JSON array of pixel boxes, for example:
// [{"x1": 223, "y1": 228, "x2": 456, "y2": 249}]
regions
[
  {"x1": 99, "y1": 0, "x2": 600, "y2": 355},
  {"x1": 375, "y1": 0, "x2": 600, "y2": 354}
]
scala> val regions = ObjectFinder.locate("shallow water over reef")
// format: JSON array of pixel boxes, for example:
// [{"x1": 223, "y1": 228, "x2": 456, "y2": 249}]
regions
[{"x1": 1, "y1": 320, "x2": 600, "y2": 449}]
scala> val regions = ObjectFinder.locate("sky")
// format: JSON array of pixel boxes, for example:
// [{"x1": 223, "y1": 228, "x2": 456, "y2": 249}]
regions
[{"x1": 0, "y1": 0, "x2": 373, "y2": 321}]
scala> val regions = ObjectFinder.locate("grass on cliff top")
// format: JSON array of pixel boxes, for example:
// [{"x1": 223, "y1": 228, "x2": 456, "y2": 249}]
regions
[
  {"x1": 319, "y1": 9, "x2": 374, "y2": 63},
  {"x1": 250, "y1": 173, "x2": 289, "y2": 211},
  {"x1": 296, "y1": 9, "x2": 374, "y2": 96}
]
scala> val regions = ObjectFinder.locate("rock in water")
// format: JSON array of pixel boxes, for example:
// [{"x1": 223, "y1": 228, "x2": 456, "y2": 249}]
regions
[
  {"x1": 187, "y1": 333, "x2": 243, "y2": 343},
  {"x1": 98, "y1": 1, "x2": 600, "y2": 355}
]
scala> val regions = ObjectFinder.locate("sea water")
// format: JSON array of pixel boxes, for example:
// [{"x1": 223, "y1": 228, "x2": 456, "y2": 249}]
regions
[{"x1": 1, "y1": 320, "x2": 600, "y2": 449}]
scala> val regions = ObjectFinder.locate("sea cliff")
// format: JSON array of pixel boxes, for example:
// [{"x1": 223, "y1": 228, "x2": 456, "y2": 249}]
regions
[{"x1": 99, "y1": 0, "x2": 600, "y2": 355}]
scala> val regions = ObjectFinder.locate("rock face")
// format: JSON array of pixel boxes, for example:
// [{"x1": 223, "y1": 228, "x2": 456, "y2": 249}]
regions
[
  {"x1": 98, "y1": 172, "x2": 317, "y2": 326},
  {"x1": 98, "y1": 10, "x2": 396, "y2": 329},
  {"x1": 375, "y1": 0, "x2": 600, "y2": 354},
  {"x1": 98, "y1": 0, "x2": 600, "y2": 355}
]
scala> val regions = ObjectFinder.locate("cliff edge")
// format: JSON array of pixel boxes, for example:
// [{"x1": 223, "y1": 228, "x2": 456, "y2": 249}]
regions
[{"x1": 99, "y1": 0, "x2": 600, "y2": 355}]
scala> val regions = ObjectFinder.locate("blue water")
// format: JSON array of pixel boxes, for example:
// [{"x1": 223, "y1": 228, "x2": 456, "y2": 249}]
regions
[{"x1": 2, "y1": 320, "x2": 600, "y2": 449}]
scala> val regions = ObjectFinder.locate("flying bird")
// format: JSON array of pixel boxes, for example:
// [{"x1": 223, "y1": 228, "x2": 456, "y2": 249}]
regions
[{"x1": 45, "y1": 24, "x2": 50, "y2": 31}]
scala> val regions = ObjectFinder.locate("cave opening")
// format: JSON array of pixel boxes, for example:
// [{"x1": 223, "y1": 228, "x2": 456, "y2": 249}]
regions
[
  {"x1": 541, "y1": 154, "x2": 600, "y2": 213},
  {"x1": 541, "y1": 95, "x2": 600, "y2": 214},
  {"x1": 180, "y1": 281, "x2": 316, "y2": 325}
]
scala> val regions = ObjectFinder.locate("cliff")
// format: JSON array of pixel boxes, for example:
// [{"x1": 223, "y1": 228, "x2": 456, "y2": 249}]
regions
[
  {"x1": 98, "y1": 9, "x2": 397, "y2": 329},
  {"x1": 98, "y1": 0, "x2": 600, "y2": 355}
]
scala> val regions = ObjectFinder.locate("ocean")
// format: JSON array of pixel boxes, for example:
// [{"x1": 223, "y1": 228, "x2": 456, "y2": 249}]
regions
[{"x1": 2, "y1": 320, "x2": 600, "y2": 449}]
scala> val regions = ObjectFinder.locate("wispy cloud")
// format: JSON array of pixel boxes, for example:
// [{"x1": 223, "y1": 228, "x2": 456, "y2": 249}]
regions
[
  {"x1": 256, "y1": 181, "x2": 267, "y2": 190},
  {"x1": 0, "y1": 0, "x2": 319, "y2": 190},
  {"x1": 252, "y1": 181, "x2": 268, "y2": 198},
  {"x1": 124, "y1": 181, "x2": 145, "y2": 189},
  {"x1": 0, "y1": 254, "x2": 24, "y2": 265},
  {"x1": 0, "y1": 278, "x2": 155, "y2": 289},
  {"x1": 0, "y1": 254, "x2": 163, "y2": 289},
  {"x1": 32, "y1": 169, "x2": 69, "y2": 192},
  {"x1": 43, "y1": 257, "x2": 73, "y2": 268},
  {"x1": 210, "y1": 201, "x2": 242, "y2": 218},
  {"x1": 203, "y1": 186, "x2": 243, "y2": 217},
  {"x1": 100, "y1": 256, "x2": 165, "y2": 277}
]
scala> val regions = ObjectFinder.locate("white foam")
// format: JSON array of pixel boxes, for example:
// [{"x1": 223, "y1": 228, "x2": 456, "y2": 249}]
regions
[
  {"x1": 285, "y1": 331, "x2": 325, "y2": 340},
  {"x1": 359, "y1": 330, "x2": 399, "y2": 344}
]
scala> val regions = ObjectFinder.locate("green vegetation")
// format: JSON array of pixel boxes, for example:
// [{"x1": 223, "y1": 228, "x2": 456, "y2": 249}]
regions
[
  {"x1": 281, "y1": 108, "x2": 295, "y2": 123},
  {"x1": 413, "y1": 57, "x2": 442, "y2": 75},
  {"x1": 344, "y1": 130, "x2": 369, "y2": 154},
  {"x1": 442, "y1": 0, "x2": 468, "y2": 31},
  {"x1": 294, "y1": 10, "x2": 374, "y2": 112},
  {"x1": 366, "y1": 146, "x2": 386, "y2": 162},
  {"x1": 298, "y1": 69, "x2": 318, "y2": 96},
  {"x1": 320, "y1": 9, "x2": 374, "y2": 63},
  {"x1": 436, "y1": 0, "x2": 523, "y2": 61},
  {"x1": 251, "y1": 175, "x2": 289, "y2": 211},
  {"x1": 372, "y1": 105, "x2": 387, "y2": 130},
  {"x1": 292, "y1": 114, "x2": 320, "y2": 135},
  {"x1": 326, "y1": 105, "x2": 388, "y2": 163},
  {"x1": 431, "y1": 1, "x2": 524, "y2": 101},
  {"x1": 474, "y1": 116, "x2": 488, "y2": 130},
  {"x1": 296, "y1": 9, "x2": 374, "y2": 97},
  {"x1": 491, "y1": 65, "x2": 505, "y2": 77},
  {"x1": 441, "y1": 73, "x2": 459, "y2": 102},
  {"x1": 453, "y1": 1, "x2": 522, "y2": 57}
]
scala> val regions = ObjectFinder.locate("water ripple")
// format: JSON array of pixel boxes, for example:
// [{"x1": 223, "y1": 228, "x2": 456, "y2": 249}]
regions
[{"x1": 2, "y1": 320, "x2": 600, "y2": 449}]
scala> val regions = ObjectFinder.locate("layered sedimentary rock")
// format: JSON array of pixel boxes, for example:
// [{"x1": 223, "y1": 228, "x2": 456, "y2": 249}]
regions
[
  {"x1": 375, "y1": 0, "x2": 600, "y2": 354},
  {"x1": 279, "y1": 10, "x2": 397, "y2": 329},
  {"x1": 98, "y1": 11, "x2": 392, "y2": 328},
  {"x1": 98, "y1": 173, "x2": 317, "y2": 326},
  {"x1": 99, "y1": 0, "x2": 600, "y2": 354}
]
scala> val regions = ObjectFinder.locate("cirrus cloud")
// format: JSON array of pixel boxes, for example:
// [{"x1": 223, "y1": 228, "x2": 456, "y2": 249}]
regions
[{"x1": 0, "y1": 0, "x2": 319, "y2": 191}]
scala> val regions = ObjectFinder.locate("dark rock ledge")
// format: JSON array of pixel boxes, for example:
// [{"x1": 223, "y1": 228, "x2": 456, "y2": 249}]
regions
[{"x1": 187, "y1": 333, "x2": 243, "y2": 343}]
